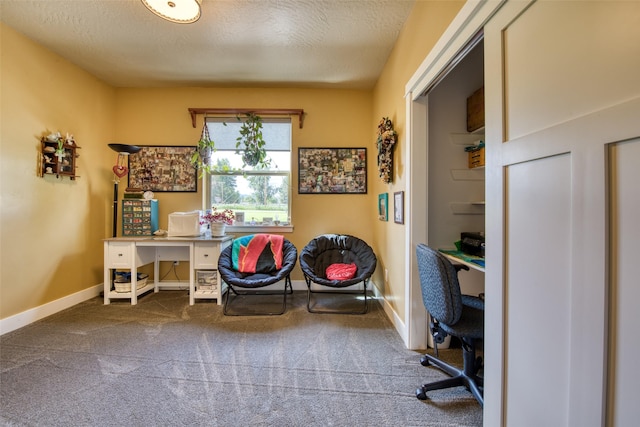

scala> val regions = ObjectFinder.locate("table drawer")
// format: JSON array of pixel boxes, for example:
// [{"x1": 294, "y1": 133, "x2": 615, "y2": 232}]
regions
[
  {"x1": 107, "y1": 242, "x2": 133, "y2": 267},
  {"x1": 194, "y1": 243, "x2": 220, "y2": 268}
]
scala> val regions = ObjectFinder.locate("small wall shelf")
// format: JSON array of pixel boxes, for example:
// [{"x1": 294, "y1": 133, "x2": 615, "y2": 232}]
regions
[
  {"x1": 450, "y1": 168, "x2": 485, "y2": 181},
  {"x1": 40, "y1": 138, "x2": 80, "y2": 180},
  {"x1": 450, "y1": 202, "x2": 486, "y2": 215},
  {"x1": 449, "y1": 132, "x2": 484, "y2": 147}
]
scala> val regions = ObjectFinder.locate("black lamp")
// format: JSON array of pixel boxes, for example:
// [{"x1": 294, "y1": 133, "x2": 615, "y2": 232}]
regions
[{"x1": 108, "y1": 143, "x2": 141, "y2": 237}]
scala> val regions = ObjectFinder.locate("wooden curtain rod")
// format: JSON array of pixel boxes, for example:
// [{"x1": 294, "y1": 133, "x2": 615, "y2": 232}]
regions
[{"x1": 188, "y1": 108, "x2": 305, "y2": 129}]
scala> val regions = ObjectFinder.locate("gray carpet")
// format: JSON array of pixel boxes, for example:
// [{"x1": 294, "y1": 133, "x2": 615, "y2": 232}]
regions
[{"x1": 1, "y1": 291, "x2": 482, "y2": 426}]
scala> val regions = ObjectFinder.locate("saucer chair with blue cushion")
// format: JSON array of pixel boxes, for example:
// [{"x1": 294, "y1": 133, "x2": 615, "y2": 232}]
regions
[{"x1": 218, "y1": 234, "x2": 297, "y2": 316}]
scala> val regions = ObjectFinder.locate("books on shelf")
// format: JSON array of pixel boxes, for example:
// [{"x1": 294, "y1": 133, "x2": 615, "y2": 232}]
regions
[{"x1": 124, "y1": 187, "x2": 144, "y2": 199}]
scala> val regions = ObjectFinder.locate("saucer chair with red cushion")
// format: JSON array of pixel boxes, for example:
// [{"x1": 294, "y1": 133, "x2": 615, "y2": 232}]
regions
[{"x1": 299, "y1": 234, "x2": 377, "y2": 314}]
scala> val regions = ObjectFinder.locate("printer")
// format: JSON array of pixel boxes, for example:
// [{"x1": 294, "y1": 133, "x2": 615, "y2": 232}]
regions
[
  {"x1": 461, "y1": 232, "x2": 485, "y2": 257},
  {"x1": 168, "y1": 211, "x2": 201, "y2": 237}
]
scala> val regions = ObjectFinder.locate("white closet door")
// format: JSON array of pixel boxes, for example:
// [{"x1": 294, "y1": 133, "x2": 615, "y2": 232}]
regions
[
  {"x1": 483, "y1": 1, "x2": 640, "y2": 426},
  {"x1": 608, "y1": 139, "x2": 640, "y2": 427}
]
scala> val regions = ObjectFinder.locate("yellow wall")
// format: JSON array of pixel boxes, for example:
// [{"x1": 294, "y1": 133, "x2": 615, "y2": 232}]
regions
[
  {"x1": 1, "y1": 1, "x2": 464, "y2": 325},
  {"x1": 371, "y1": 0, "x2": 465, "y2": 318},
  {"x1": 0, "y1": 23, "x2": 116, "y2": 318},
  {"x1": 114, "y1": 87, "x2": 374, "y2": 281}
]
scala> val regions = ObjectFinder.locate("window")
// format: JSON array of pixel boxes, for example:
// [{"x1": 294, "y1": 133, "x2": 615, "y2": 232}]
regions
[{"x1": 204, "y1": 117, "x2": 291, "y2": 226}]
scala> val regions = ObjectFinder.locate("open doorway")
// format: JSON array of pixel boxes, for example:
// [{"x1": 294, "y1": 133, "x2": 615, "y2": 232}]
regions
[{"x1": 404, "y1": 29, "x2": 487, "y2": 350}]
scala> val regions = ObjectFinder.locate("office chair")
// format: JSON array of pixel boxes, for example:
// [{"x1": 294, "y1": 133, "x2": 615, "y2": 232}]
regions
[
  {"x1": 415, "y1": 243, "x2": 484, "y2": 406},
  {"x1": 217, "y1": 235, "x2": 297, "y2": 315},
  {"x1": 299, "y1": 234, "x2": 377, "y2": 314}
]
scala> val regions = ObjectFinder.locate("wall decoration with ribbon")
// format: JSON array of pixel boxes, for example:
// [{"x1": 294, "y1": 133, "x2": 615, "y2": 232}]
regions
[{"x1": 376, "y1": 117, "x2": 398, "y2": 184}]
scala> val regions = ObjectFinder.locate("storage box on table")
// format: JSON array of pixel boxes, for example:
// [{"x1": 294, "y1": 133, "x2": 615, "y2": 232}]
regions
[{"x1": 122, "y1": 199, "x2": 158, "y2": 236}]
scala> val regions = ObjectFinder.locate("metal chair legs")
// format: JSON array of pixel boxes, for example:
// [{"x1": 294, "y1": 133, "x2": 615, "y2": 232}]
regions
[
  {"x1": 223, "y1": 276, "x2": 293, "y2": 316},
  {"x1": 304, "y1": 276, "x2": 369, "y2": 314}
]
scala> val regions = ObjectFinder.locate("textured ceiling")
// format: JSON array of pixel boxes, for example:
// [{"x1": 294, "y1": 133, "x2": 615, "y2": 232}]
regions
[{"x1": 0, "y1": 0, "x2": 415, "y2": 89}]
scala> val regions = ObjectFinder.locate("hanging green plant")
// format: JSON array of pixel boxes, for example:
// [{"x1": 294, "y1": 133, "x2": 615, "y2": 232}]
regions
[
  {"x1": 235, "y1": 113, "x2": 271, "y2": 169},
  {"x1": 190, "y1": 122, "x2": 217, "y2": 175}
]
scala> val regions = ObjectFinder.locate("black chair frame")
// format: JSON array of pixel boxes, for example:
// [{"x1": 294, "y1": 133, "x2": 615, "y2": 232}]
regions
[
  {"x1": 223, "y1": 276, "x2": 293, "y2": 316},
  {"x1": 218, "y1": 237, "x2": 297, "y2": 316},
  {"x1": 299, "y1": 234, "x2": 377, "y2": 315},
  {"x1": 303, "y1": 275, "x2": 370, "y2": 315}
]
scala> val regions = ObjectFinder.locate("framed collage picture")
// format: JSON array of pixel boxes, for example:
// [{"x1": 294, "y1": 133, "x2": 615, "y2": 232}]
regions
[
  {"x1": 298, "y1": 148, "x2": 367, "y2": 194},
  {"x1": 128, "y1": 145, "x2": 197, "y2": 192}
]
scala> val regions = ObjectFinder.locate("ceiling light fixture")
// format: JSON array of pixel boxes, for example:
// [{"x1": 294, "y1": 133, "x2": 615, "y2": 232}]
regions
[{"x1": 141, "y1": 0, "x2": 202, "y2": 24}]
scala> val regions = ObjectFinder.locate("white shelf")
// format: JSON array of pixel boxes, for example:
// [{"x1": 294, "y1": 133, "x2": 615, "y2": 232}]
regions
[
  {"x1": 450, "y1": 202, "x2": 486, "y2": 215},
  {"x1": 449, "y1": 132, "x2": 485, "y2": 146},
  {"x1": 450, "y1": 169, "x2": 485, "y2": 181},
  {"x1": 194, "y1": 290, "x2": 219, "y2": 298},
  {"x1": 107, "y1": 282, "x2": 155, "y2": 299}
]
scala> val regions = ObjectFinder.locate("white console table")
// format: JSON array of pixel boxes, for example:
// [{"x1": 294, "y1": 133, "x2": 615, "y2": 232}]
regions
[{"x1": 103, "y1": 236, "x2": 233, "y2": 305}]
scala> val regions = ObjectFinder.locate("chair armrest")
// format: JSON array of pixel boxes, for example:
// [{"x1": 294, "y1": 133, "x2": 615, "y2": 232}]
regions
[{"x1": 453, "y1": 263, "x2": 470, "y2": 272}]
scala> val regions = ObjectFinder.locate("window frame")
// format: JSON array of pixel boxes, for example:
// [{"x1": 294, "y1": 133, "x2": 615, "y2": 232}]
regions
[{"x1": 202, "y1": 116, "x2": 293, "y2": 232}]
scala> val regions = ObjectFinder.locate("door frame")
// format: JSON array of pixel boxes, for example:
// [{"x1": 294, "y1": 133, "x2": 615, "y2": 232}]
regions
[{"x1": 403, "y1": 0, "x2": 504, "y2": 349}]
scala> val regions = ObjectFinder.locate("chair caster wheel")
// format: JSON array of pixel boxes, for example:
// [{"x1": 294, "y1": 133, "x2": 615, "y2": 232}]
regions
[
  {"x1": 420, "y1": 355, "x2": 431, "y2": 366},
  {"x1": 416, "y1": 388, "x2": 428, "y2": 400}
]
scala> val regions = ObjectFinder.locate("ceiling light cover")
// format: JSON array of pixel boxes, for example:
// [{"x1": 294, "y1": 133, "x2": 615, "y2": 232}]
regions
[{"x1": 141, "y1": 0, "x2": 202, "y2": 24}]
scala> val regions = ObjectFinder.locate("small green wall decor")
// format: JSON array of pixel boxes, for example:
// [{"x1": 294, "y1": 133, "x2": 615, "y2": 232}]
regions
[{"x1": 378, "y1": 193, "x2": 388, "y2": 221}]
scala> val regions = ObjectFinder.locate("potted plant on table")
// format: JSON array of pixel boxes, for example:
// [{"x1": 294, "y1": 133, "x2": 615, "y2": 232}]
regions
[
  {"x1": 235, "y1": 113, "x2": 271, "y2": 169},
  {"x1": 200, "y1": 207, "x2": 235, "y2": 237}
]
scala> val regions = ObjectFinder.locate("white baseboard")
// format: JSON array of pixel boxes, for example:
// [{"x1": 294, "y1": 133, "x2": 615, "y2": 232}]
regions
[
  {"x1": 0, "y1": 284, "x2": 102, "y2": 336},
  {"x1": 370, "y1": 282, "x2": 407, "y2": 345}
]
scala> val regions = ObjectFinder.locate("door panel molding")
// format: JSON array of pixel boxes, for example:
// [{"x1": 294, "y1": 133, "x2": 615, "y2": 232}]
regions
[
  {"x1": 504, "y1": 153, "x2": 572, "y2": 426},
  {"x1": 486, "y1": 1, "x2": 640, "y2": 426},
  {"x1": 607, "y1": 138, "x2": 640, "y2": 426}
]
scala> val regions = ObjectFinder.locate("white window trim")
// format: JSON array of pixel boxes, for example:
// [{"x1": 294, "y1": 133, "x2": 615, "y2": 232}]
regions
[
  {"x1": 201, "y1": 116, "x2": 293, "y2": 229},
  {"x1": 226, "y1": 224, "x2": 294, "y2": 234}
]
